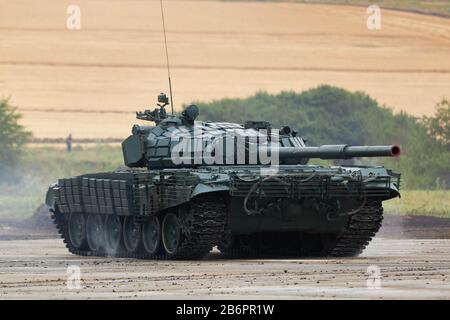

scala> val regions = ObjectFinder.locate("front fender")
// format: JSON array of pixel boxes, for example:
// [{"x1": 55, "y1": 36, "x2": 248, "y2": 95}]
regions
[
  {"x1": 389, "y1": 182, "x2": 401, "y2": 199},
  {"x1": 45, "y1": 183, "x2": 58, "y2": 209},
  {"x1": 191, "y1": 183, "x2": 230, "y2": 198}
]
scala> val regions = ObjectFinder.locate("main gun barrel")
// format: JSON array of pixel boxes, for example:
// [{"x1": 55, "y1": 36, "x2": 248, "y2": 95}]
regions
[{"x1": 273, "y1": 144, "x2": 400, "y2": 160}]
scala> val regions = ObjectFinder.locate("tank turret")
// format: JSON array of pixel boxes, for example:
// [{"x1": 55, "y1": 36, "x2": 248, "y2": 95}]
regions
[{"x1": 123, "y1": 94, "x2": 400, "y2": 169}]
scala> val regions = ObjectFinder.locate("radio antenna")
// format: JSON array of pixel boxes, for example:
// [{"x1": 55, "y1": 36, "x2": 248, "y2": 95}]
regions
[{"x1": 159, "y1": 0, "x2": 174, "y2": 114}]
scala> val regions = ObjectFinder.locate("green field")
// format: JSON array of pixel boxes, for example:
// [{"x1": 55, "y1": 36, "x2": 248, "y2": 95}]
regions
[
  {"x1": 0, "y1": 146, "x2": 122, "y2": 220},
  {"x1": 312, "y1": 0, "x2": 450, "y2": 17},
  {"x1": 0, "y1": 146, "x2": 449, "y2": 220},
  {"x1": 227, "y1": 0, "x2": 450, "y2": 17},
  {"x1": 383, "y1": 190, "x2": 450, "y2": 218}
]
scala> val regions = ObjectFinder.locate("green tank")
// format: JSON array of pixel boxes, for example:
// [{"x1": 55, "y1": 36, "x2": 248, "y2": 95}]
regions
[{"x1": 45, "y1": 93, "x2": 401, "y2": 259}]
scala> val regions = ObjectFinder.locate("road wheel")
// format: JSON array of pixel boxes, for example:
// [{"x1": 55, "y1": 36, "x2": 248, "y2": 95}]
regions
[
  {"x1": 142, "y1": 216, "x2": 162, "y2": 255},
  {"x1": 162, "y1": 213, "x2": 181, "y2": 255},
  {"x1": 104, "y1": 215, "x2": 122, "y2": 255},
  {"x1": 86, "y1": 214, "x2": 105, "y2": 252},
  {"x1": 68, "y1": 213, "x2": 88, "y2": 250},
  {"x1": 123, "y1": 216, "x2": 142, "y2": 253}
]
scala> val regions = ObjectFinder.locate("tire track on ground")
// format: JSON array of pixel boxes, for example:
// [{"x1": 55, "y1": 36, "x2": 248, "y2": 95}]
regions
[
  {"x1": 3, "y1": 61, "x2": 450, "y2": 73},
  {"x1": 0, "y1": 27, "x2": 418, "y2": 39}
]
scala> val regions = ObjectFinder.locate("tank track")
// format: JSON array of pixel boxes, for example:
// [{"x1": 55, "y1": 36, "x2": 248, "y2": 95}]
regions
[
  {"x1": 52, "y1": 199, "x2": 382, "y2": 259},
  {"x1": 327, "y1": 201, "x2": 383, "y2": 257},
  {"x1": 51, "y1": 195, "x2": 227, "y2": 260},
  {"x1": 218, "y1": 202, "x2": 383, "y2": 258}
]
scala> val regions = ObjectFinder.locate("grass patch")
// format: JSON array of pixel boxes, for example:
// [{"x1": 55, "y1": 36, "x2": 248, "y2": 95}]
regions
[
  {"x1": 225, "y1": 0, "x2": 450, "y2": 17},
  {"x1": 384, "y1": 190, "x2": 450, "y2": 218},
  {"x1": 0, "y1": 145, "x2": 123, "y2": 220},
  {"x1": 21, "y1": 145, "x2": 123, "y2": 178}
]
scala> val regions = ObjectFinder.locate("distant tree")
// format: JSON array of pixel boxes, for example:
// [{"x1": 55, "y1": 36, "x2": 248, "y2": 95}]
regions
[
  {"x1": 0, "y1": 98, "x2": 32, "y2": 175},
  {"x1": 422, "y1": 98, "x2": 450, "y2": 146}
]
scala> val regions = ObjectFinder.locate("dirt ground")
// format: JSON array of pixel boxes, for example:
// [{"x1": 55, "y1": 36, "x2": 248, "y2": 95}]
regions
[
  {"x1": 1, "y1": 0, "x2": 450, "y2": 138},
  {"x1": 0, "y1": 211, "x2": 450, "y2": 299},
  {"x1": 0, "y1": 237, "x2": 449, "y2": 299}
]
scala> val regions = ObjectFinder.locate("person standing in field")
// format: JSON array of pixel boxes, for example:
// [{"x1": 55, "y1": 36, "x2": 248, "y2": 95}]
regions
[{"x1": 66, "y1": 133, "x2": 73, "y2": 152}]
